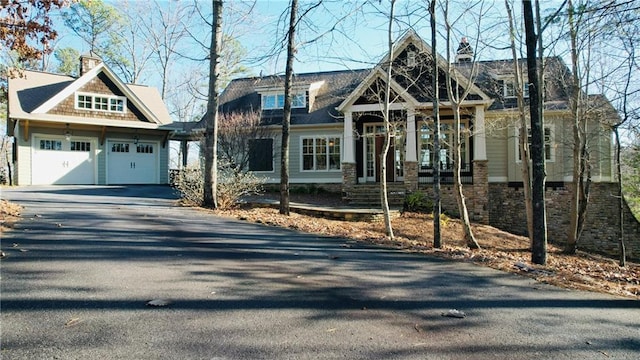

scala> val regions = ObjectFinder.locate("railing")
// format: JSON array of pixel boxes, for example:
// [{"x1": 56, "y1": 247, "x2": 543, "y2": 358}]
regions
[{"x1": 418, "y1": 162, "x2": 473, "y2": 184}]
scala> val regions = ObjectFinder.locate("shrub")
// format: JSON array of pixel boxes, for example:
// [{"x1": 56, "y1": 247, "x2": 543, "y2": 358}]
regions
[
  {"x1": 403, "y1": 191, "x2": 433, "y2": 213},
  {"x1": 173, "y1": 161, "x2": 265, "y2": 210},
  {"x1": 0, "y1": 167, "x2": 7, "y2": 185},
  {"x1": 291, "y1": 184, "x2": 324, "y2": 195}
]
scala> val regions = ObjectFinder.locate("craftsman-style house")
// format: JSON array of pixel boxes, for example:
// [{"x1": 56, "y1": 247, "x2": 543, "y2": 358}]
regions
[
  {"x1": 219, "y1": 30, "x2": 638, "y2": 259},
  {"x1": 6, "y1": 53, "x2": 173, "y2": 185}
]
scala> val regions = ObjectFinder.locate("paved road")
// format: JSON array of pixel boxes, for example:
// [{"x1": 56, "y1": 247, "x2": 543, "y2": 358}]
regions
[{"x1": 1, "y1": 185, "x2": 638, "y2": 360}]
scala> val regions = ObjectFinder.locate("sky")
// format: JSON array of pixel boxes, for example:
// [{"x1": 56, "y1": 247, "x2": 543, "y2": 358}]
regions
[{"x1": 45, "y1": 0, "x2": 560, "y2": 77}]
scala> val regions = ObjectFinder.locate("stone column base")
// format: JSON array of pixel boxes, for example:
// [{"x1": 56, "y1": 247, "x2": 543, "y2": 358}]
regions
[{"x1": 404, "y1": 161, "x2": 418, "y2": 192}]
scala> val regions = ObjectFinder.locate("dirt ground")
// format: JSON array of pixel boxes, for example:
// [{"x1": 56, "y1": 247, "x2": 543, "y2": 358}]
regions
[
  {"x1": 215, "y1": 192, "x2": 640, "y2": 300},
  {"x1": 2, "y1": 196, "x2": 638, "y2": 299}
]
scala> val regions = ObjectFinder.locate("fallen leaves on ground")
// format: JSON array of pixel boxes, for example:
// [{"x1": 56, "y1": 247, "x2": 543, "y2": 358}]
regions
[
  {"x1": 1, "y1": 199, "x2": 21, "y2": 234},
  {"x1": 214, "y1": 205, "x2": 639, "y2": 300}
]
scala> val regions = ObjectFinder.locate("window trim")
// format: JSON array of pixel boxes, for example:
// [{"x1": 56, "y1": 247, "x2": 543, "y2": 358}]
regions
[
  {"x1": 407, "y1": 51, "x2": 416, "y2": 68},
  {"x1": 515, "y1": 126, "x2": 555, "y2": 163},
  {"x1": 300, "y1": 135, "x2": 342, "y2": 172},
  {"x1": 499, "y1": 77, "x2": 529, "y2": 99},
  {"x1": 75, "y1": 92, "x2": 127, "y2": 113},
  {"x1": 418, "y1": 119, "x2": 471, "y2": 173},
  {"x1": 261, "y1": 91, "x2": 306, "y2": 110}
]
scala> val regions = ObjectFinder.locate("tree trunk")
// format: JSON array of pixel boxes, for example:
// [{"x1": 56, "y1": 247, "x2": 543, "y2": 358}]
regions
[
  {"x1": 505, "y1": 0, "x2": 534, "y2": 244},
  {"x1": 203, "y1": 0, "x2": 223, "y2": 209},
  {"x1": 614, "y1": 128, "x2": 626, "y2": 266},
  {"x1": 379, "y1": 0, "x2": 396, "y2": 239},
  {"x1": 453, "y1": 104, "x2": 479, "y2": 249},
  {"x1": 442, "y1": 1, "x2": 478, "y2": 250},
  {"x1": 566, "y1": 0, "x2": 582, "y2": 254},
  {"x1": 523, "y1": 0, "x2": 547, "y2": 265},
  {"x1": 430, "y1": 0, "x2": 442, "y2": 248},
  {"x1": 279, "y1": 0, "x2": 298, "y2": 215}
]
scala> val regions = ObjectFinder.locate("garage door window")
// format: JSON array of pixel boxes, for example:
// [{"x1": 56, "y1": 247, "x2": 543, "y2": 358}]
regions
[
  {"x1": 40, "y1": 139, "x2": 62, "y2": 150},
  {"x1": 137, "y1": 144, "x2": 153, "y2": 154},
  {"x1": 71, "y1": 141, "x2": 91, "y2": 152},
  {"x1": 112, "y1": 143, "x2": 130, "y2": 153}
]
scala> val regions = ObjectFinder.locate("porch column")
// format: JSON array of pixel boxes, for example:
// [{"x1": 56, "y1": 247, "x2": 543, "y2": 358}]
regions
[
  {"x1": 473, "y1": 105, "x2": 487, "y2": 161},
  {"x1": 343, "y1": 112, "x2": 355, "y2": 163},
  {"x1": 406, "y1": 109, "x2": 417, "y2": 162},
  {"x1": 342, "y1": 111, "x2": 357, "y2": 188},
  {"x1": 181, "y1": 140, "x2": 188, "y2": 168},
  {"x1": 404, "y1": 109, "x2": 418, "y2": 191},
  {"x1": 472, "y1": 105, "x2": 489, "y2": 224}
]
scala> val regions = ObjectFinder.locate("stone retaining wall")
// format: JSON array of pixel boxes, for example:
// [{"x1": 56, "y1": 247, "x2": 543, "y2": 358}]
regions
[{"x1": 488, "y1": 182, "x2": 639, "y2": 261}]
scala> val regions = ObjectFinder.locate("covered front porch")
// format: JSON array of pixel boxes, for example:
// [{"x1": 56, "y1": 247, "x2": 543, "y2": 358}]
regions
[
  {"x1": 339, "y1": 104, "x2": 490, "y2": 223},
  {"x1": 341, "y1": 104, "x2": 488, "y2": 187}
]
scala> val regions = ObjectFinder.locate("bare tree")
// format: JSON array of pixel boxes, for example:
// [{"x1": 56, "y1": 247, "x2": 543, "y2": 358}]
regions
[
  {"x1": 523, "y1": 0, "x2": 547, "y2": 265},
  {"x1": 138, "y1": 0, "x2": 193, "y2": 98},
  {"x1": 218, "y1": 110, "x2": 271, "y2": 171},
  {"x1": 565, "y1": 0, "x2": 589, "y2": 254},
  {"x1": 429, "y1": 0, "x2": 442, "y2": 248},
  {"x1": 203, "y1": 0, "x2": 223, "y2": 208},
  {"x1": 600, "y1": 3, "x2": 640, "y2": 266},
  {"x1": 441, "y1": 1, "x2": 483, "y2": 249},
  {"x1": 378, "y1": 0, "x2": 398, "y2": 239},
  {"x1": 278, "y1": 0, "x2": 298, "y2": 215},
  {"x1": 505, "y1": 0, "x2": 534, "y2": 244}
]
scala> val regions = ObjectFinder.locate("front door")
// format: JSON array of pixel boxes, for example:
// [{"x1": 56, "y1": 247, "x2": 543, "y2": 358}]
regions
[{"x1": 363, "y1": 124, "x2": 404, "y2": 183}]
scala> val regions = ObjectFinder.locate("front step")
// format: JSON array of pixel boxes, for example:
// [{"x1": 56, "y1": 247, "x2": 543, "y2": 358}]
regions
[{"x1": 344, "y1": 184, "x2": 407, "y2": 207}]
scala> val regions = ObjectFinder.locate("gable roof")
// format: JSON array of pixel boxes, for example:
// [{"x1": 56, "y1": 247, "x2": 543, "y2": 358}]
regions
[
  {"x1": 457, "y1": 56, "x2": 573, "y2": 111},
  {"x1": 8, "y1": 63, "x2": 172, "y2": 129},
  {"x1": 338, "y1": 29, "x2": 492, "y2": 112}
]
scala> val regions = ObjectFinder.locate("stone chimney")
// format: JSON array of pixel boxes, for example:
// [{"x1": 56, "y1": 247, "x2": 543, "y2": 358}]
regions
[
  {"x1": 456, "y1": 37, "x2": 473, "y2": 63},
  {"x1": 79, "y1": 52, "x2": 102, "y2": 75}
]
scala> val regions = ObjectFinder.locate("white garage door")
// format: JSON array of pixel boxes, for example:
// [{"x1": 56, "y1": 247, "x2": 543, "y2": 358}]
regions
[
  {"x1": 32, "y1": 136, "x2": 96, "y2": 185},
  {"x1": 107, "y1": 141, "x2": 158, "y2": 184}
]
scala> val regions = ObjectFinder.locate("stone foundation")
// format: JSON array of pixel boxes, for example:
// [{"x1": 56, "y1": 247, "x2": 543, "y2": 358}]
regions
[
  {"x1": 342, "y1": 162, "x2": 357, "y2": 187},
  {"x1": 404, "y1": 161, "x2": 418, "y2": 192},
  {"x1": 471, "y1": 160, "x2": 489, "y2": 224},
  {"x1": 488, "y1": 182, "x2": 639, "y2": 261}
]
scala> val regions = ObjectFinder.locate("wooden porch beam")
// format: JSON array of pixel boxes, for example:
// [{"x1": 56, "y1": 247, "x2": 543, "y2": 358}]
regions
[
  {"x1": 22, "y1": 120, "x2": 29, "y2": 142},
  {"x1": 100, "y1": 126, "x2": 107, "y2": 146},
  {"x1": 162, "y1": 132, "x2": 170, "y2": 148}
]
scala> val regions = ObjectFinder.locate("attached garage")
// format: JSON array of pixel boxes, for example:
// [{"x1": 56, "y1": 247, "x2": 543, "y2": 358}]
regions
[
  {"x1": 31, "y1": 135, "x2": 96, "y2": 185},
  {"x1": 107, "y1": 140, "x2": 159, "y2": 184}
]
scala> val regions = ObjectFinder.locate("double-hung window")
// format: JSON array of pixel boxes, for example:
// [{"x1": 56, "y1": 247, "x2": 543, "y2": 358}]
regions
[
  {"x1": 77, "y1": 95, "x2": 92, "y2": 109},
  {"x1": 501, "y1": 78, "x2": 529, "y2": 99},
  {"x1": 94, "y1": 96, "x2": 109, "y2": 110},
  {"x1": 419, "y1": 120, "x2": 470, "y2": 172},
  {"x1": 302, "y1": 136, "x2": 341, "y2": 171},
  {"x1": 517, "y1": 127, "x2": 554, "y2": 162}
]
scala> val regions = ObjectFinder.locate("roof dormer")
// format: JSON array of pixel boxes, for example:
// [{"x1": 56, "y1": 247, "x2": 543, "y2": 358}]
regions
[{"x1": 256, "y1": 80, "x2": 325, "y2": 111}]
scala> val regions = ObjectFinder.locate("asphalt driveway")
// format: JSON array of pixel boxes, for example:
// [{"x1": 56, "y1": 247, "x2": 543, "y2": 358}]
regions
[{"x1": 1, "y1": 185, "x2": 638, "y2": 360}]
